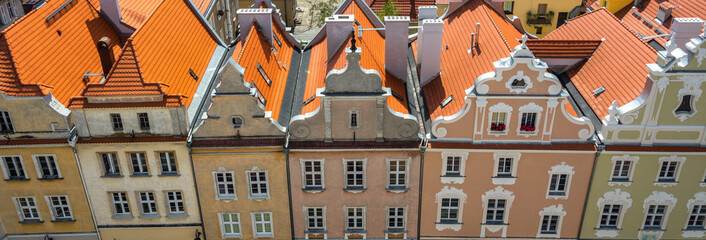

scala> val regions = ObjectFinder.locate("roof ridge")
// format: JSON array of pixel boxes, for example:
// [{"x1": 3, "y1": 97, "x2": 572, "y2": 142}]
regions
[
  {"x1": 601, "y1": 8, "x2": 658, "y2": 54},
  {"x1": 480, "y1": 2, "x2": 512, "y2": 51}
]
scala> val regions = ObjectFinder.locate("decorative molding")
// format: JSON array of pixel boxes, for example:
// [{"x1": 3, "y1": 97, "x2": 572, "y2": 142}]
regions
[
  {"x1": 643, "y1": 191, "x2": 677, "y2": 210},
  {"x1": 519, "y1": 102, "x2": 544, "y2": 112},
  {"x1": 608, "y1": 155, "x2": 639, "y2": 187},
  {"x1": 596, "y1": 189, "x2": 633, "y2": 208},
  {"x1": 488, "y1": 102, "x2": 513, "y2": 112},
  {"x1": 546, "y1": 162, "x2": 574, "y2": 200},
  {"x1": 435, "y1": 186, "x2": 467, "y2": 203},
  {"x1": 674, "y1": 78, "x2": 703, "y2": 122},
  {"x1": 653, "y1": 155, "x2": 686, "y2": 187},
  {"x1": 537, "y1": 204, "x2": 566, "y2": 238},
  {"x1": 435, "y1": 186, "x2": 467, "y2": 231},
  {"x1": 595, "y1": 230, "x2": 619, "y2": 238},
  {"x1": 656, "y1": 76, "x2": 670, "y2": 92},
  {"x1": 440, "y1": 151, "x2": 468, "y2": 184},
  {"x1": 505, "y1": 70, "x2": 533, "y2": 93}
]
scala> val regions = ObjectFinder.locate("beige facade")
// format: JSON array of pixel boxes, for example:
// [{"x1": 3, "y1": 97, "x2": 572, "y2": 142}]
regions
[{"x1": 205, "y1": 0, "x2": 239, "y2": 43}]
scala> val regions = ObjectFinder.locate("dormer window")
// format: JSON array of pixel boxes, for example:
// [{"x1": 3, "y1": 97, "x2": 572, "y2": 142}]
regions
[
  {"x1": 110, "y1": 114, "x2": 123, "y2": 131},
  {"x1": 231, "y1": 116, "x2": 244, "y2": 128},
  {"x1": 675, "y1": 95, "x2": 694, "y2": 115},
  {"x1": 520, "y1": 112, "x2": 537, "y2": 133},
  {"x1": 349, "y1": 110, "x2": 359, "y2": 129},
  {"x1": 490, "y1": 112, "x2": 507, "y2": 133},
  {"x1": 0, "y1": 111, "x2": 14, "y2": 133}
]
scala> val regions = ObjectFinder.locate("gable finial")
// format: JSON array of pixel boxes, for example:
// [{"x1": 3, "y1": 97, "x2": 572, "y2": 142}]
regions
[
  {"x1": 350, "y1": 31, "x2": 358, "y2": 52},
  {"x1": 521, "y1": 34, "x2": 528, "y2": 48}
]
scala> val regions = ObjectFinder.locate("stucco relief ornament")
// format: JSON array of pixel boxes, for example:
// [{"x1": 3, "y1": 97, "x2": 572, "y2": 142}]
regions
[
  {"x1": 397, "y1": 122, "x2": 417, "y2": 138},
  {"x1": 505, "y1": 70, "x2": 533, "y2": 94},
  {"x1": 605, "y1": 100, "x2": 620, "y2": 125},
  {"x1": 696, "y1": 44, "x2": 706, "y2": 67},
  {"x1": 290, "y1": 123, "x2": 311, "y2": 138}
]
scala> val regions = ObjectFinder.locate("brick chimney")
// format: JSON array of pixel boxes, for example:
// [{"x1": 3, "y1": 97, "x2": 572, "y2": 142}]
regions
[
  {"x1": 385, "y1": 16, "x2": 410, "y2": 82},
  {"x1": 418, "y1": 19, "x2": 444, "y2": 86},
  {"x1": 671, "y1": 18, "x2": 703, "y2": 53},
  {"x1": 418, "y1": 6, "x2": 437, "y2": 26},
  {"x1": 237, "y1": 8, "x2": 274, "y2": 47},
  {"x1": 325, "y1": 14, "x2": 355, "y2": 61}
]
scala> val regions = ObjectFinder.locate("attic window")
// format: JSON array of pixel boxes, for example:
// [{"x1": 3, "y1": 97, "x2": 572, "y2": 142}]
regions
[
  {"x1": 252, "y1": 82, "x2": 267, "y2": 106},
  {"x1": 511, "y1": 79, "x2": 526, "y2": 88},
  {"x1": 189, "y1": 69, "x2": 199, "y2": 81},
  {"x1": 391, "y1": 91, "x2": 404, "y2": 102},
  {"x1": 593, "y1": 87, "x2": 606, "y2": 97},
  {"x1": 257, "y1": 63, "x2": 272, "y2": 86},
  {"x1": 441, "y1": 95, "x2": 454, "y2": 108},
  {"x1": 273, "y1": 33, "x2": 282, "y2": 47},
  {"x1": 231, "y1": 116, "x2": 244, "y2": 128},
  {"x1": 303, "y1": 95, "x2": 316, "y2": 106}
]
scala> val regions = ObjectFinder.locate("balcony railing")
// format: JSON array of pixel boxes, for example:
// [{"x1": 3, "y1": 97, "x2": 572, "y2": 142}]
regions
[{"x1": 526, "y1": 12, "x2": 554, "y2": 26}]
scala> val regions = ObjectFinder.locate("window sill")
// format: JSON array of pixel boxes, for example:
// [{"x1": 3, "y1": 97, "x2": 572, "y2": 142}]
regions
[
  {"x1": 167, "y1": 213, "x2": 188, "y2": 218},
  {"x1": 158, "y1": 173, "x2": 180, "y2": 177},
  {"x1": 222, "y1": 234, "x2": 242, "y2": 239},
  {"x1": 19, "y1": 219, "x2": 43, "y2": 224},
  {"x1": 250, "y1": 195, "x2": 269, "y2": 201},
  {"x1": 594, "y1": 227, "x2": 620, "y2": 230},
  {"x1": 343, "y1": 187, "x2": 366, "y2": 193},
  {"x1": 5, "y1": 177, "x2": 29, "y2": 181},
  {"x1": 482, "y1": 222, "x2": 508, "y2": 226},
  {"x1": 130, "y1": 174, "x2": 151, "y2": 177},
  {"x1": 492, "y1": 176, "x2": 516, "y2": 185},
  {"x1": 684, "y1": 226, "x2": 706, "y2": 231},
  {"x1": 344, "y1": 229, "x2": 367, "y2": 234},
  {"x1": 253, "y1": 233, "x2": 273, "y2": 238},
  {"x1": 51, "y1": 218, "x2": 75, "y2": 222},
  {"x1": 216, "y1": 196, "x2": 236, "y2": 201},
  {"x1": 440, "y1": 175, "x2": 465, "y2": 184},
  {"x1": 386, "y1": 186, "x2": 409, "y2": 193},
  {"x1": 304, "y1": 229, "x2": 327, "y2": 234},
  {"x1": 384, "y1": 229, "x2": 407, "y2": 233},
  {"x1": 101, "y1": 174, "x2": 123, "y2": 178},
  {"x1": 435, "y1": 221, "x2": 461, "y2": 231},
  {"x1": 436, "y1": 220, "x2": 461, "y2": 224},
  {"x1": 640, "y1": 227, "x2": 665, "y2": 231},
  {"x1": 39, "y1": 177, "x2": 63, "y2": 180},
  {"x1": 653, "y1": 180, "x2": 678, "y2": 187},
  {"x1": 112, "y1": 215, "x2": 133, "y2": 219},
  {"x1": 139, "y1": 214, "x2": 160, "y2": 219},
  {"x1": 302, "y1": 187, "x2": 325, "y2": 193},
  {"x1": 608, "y1": 179, "x2": 632, "y2": 187},
  {"x1": 701, "y1": 182, "x2": 706, "y2": 187}
]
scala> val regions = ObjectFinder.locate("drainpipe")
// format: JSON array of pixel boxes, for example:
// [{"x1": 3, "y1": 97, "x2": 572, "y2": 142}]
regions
[
  {"x1": 187, "y1": 142, "x2": 208, "y2": 240},
  {"x1": 576, "y1": 141, "x2": 604, "y2": 240},
  {"x1": 284, "y1": 133, "x2": 295, "y2": 239},
  {"x1": 416, "y1": 137, "x2": 427, "y2": 240},
  {"x1": 70, "y1": 139, "x2": 102, "y2": 240}
]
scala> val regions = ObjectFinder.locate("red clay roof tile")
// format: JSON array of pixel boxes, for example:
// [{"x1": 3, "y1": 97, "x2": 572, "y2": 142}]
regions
[
  {"x1": 613, "y1": 0, "x2": 706, "y2": 46},
  {"x1": 525, "y1": 39, "x2": 602, "y2": 58}
]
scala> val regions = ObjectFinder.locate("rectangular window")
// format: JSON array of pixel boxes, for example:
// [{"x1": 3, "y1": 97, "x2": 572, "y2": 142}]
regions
[
  {"x1": 346, "y1": 207, "x2": 364, "y2": 230},
  {"x1": 658, "y1": 161, "x2": 679, "y2": 182},
  {"x1": 35, "y1": 155, "x2": 60, "y2": 179},
  {"x1": 548, "y1": 174, "x2": 568, "y2": 196},
  {"x1": 110, "y1": 113, "x2": 123, "y2": 131},
  {"x1": 520, "y1": 112, "x2": 537, "y2": 133},
  {"x1": 101, "y1": 153, "x2": 120, "y2": 176},
  {"x1": 306, "y1": 207, "x2": 325, "y2": 231},
  {"x1": 257, "y1": 63, "x2": 272, "y2": 86},
  {"x1": 220, "y1": 213, "x2": 241, "y2": 238},
  {"x1": 440, "y1": 198, "x2": 459, "y2": 223},
  {"x1": 303, "y1": 160, "x2": 323, "y2": 189},
  {"x1": 273, "y1": 32, "x2": 282, "y2": 47},
  {"x1": 6, "y1": 2, "x2": 13, "y2": 18},
  {"x1": 611, "y1": 160, "x2": 632, "y2": 181},
  {"x1": 137, "y1": 192, "x2": 157, "y2": 216},
  {"x1": 215, "y1": 172, "x2": 236, "y2": 199},
  {"x1": 445, "y1": 156, "x2": 461, "y2": 176},
  {"x1": 599, "y1": 204, "x2": 621, "y2": 229},
  {"x1": 15, "y1": 197, "x2": 40, "y2": 222},
  {"x1": 486, "y1": 199, "x2": 506, "y2": 224},
  {"x1": 536, "y1": 27, "x2": 543, "y2": 35},
  {"x1": 159, "y1": 152, "x2": 178, "y2": 175},
  {"x1": 344, "y1": 160, "x2": 364, "y2": 189},
  {"x1": 387, "y1": 207, "x2": 405, "y2": 230},
  {"x1": 541, "y1": 215, "x2": 559, "y2": 234},
  {"x1": 129, "y1": 153, "x2": 149, "y2": 175},
  {"x1": 47, "y1": 196, "x2": 73, "y2": 221},
  {"x1": 249, "y1": 171, "x2": 269, "y2": 199},
  {"x1": 350, "y1": 112, "x2": 358, "y2": 128},
  {"x1": 388, "y1": 160, "x2": 407, "y2": 189},
  {"x1": 644, "y1": 205, "x2": 666, "y2": 229},
  {"x1": 490, "y1": 112, "x2": 506, "y2": 132},
  {"x1": 687, "y1": 205, "x2": 706, "y2": 229},
  {"x1": 503, "y1": 1, "x2": 514, "y2": 14},
  {"x1": 252, "y1": 212, "x2": 273, "y2": 238},
  {"x1": 0, "y1": 111, "x2": 14, "y2": 133},
  {"x1": 138, "y1": 113, "x2": 150, "y2": 130},
  {"x1": 110, "y1": 192, "x2": 130, "y2": 217},
  {"x1": 2, "y1": 156, "x2": 26, "y2": 180},
  {"x1": 497, "y1": 158, "x2": 512, "y2": 177},
  {"x1": 166, "y1": 191, "x2": 185, "y2": 215}
]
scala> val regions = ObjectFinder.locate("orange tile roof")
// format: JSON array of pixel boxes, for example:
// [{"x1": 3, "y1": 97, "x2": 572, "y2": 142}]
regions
[
  {"x1": 544, "y1": 8, "x2": 657, "y2": 119},
  {"x1": 301, "y1": 0, "x2": 409, "y2": 115},
  {"x1": 232, "y1": 20, "x2": 297, "y2": 122},
  {"x1": 414, "y1": 0, "x2": 523, "y2": 120},
  {"x1": 367, "y1": 0, "x2": 437, "y2": 20},
  {"x1": 613, "y1": 0, "x2": 706, "y2": 46},
  {"x1": 525, "y1": 39, "x2": 602, "y2": 58},
  {"x1": 0, "y1": 0, "x2": 122, "y2": 104}
]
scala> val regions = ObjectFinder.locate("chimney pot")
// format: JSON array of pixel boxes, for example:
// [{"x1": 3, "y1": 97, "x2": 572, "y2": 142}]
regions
[
  {"x1": 385, "y1": 16, "x2": 410, "y2": 82},
  {"x1": 671, "y1": 18, "x2": 703, "y2": 52},
  {"x1": 418, "y1": 19, "x2": 444, "y2": 86}
]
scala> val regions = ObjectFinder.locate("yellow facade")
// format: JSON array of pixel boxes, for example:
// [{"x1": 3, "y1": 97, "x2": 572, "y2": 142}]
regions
[
  {"x1": 502, "y1": 0, "x2": 583, "y2": 37},
  {"x1": 594, "y1": 0, "x2": 633, "y2": 13},
  {"x1": 191, "y1": 146, "x2": 292, "y2": 240}
]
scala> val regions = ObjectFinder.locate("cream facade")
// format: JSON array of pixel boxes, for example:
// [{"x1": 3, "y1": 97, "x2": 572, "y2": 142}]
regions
[{"x1": 493, "y1": 0, "x2": 583, "y2": 37}]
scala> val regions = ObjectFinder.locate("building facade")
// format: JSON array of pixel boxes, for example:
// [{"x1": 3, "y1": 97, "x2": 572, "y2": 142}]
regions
[{"x1": 490, "y1": 0, "x2": 583, "y2": 37}]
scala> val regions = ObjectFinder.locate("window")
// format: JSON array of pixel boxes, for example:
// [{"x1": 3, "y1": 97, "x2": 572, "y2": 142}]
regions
[
  {"x1": 110, "y1": 192, "x2": 131, "y2": 218},
  {"x1": 687, "y1": 205, "x2": 706, "y2": 229},
  {"x1": 675, "y1": 95, "x2": 693, "y2": 114},
  {"x1": 490, "y1": 112, "x2": 506, "y2": 132},
  {"x1": 497, "y1": 158, "x2": 513, "y2": 177},
  {"x1": 540, "y1": 215, "x2": 559, "y2": 234},
  {"x1": 2, "y1": 155, "x2": 27, "y2": 180},
  {"x1": 344, "y1": 159, "x2": 365, "y2": 190},
  {"x1": 644, "y1": 205, "x2": 666, "y2": 229},
  {"x1": 220, "y1": 213, "x2": 242, "y2": 238},
  {"x1": 388, "y1": 160, "x2": 408, "y2": 190},
  {"x1": 15, "y1": 197, "x2": 40, "y2": 222},
  {"x1": 0, "y1": 111, "x2": 14, "y2": 133},
  {"x1": 612, "y1": 160, "x2": 632, "y2": 182},
  {"x1": 231, "y1": 116, "x2": 244, "y2": 128},
  {"x1": 445, "y1": 156, "x2": 461, "y2": 176},
  {"x1": 485, "y1": 199, "x2": 506, "y2": 224},
  {"x1": 346, "y1": 207, "x2": 365, "y2": 231},
  {"x1": 215, "y1": 172, "x2": 236, "y2": 199},
  {"x1": 302, "y1": 160, "x2": 324, "y2": 190},
  {"x1": 159, "y1": 152, "x2": 178, "y2": 175},
  {"x1": 101, "y1": 153, "x2": 121, "y2": 176},
  {"x1": 248, "y1": 170, "x2": 269, "y2": 199},
  {"x1": 599, "y1": 204, "x2": 621, "y2": 229},
  {"x1": 273, "y1": 32, "x2": 282, "y2": 47},
  {"x1": 658, "y1": 161, "x2": 679, "y2": 182},
  {"x1": 440, "y1": 198, "x2": 459, "y2": 223},
  {"x1": 503, "y1": 1, "x2": 514, "y2": 14},
  {"x1": 110, "y1": 113, "x2": 123, "y2": 131},
  {"x1": 138, "y1": 113, "x2": 150, "y2": 130},
  {"x1": 511, "y1": 78, "x2": 526, "y2": 88},
  {"x1": 306, "y1": 207, "x2": 325, "y2": 231},
  {"x1": 6, "y1": 2, "x2": 14, "y2": 19},
  {"x1": 137, "y1": 192, "x2": 157, "y2": 216},
  {"x1": 47, "y1": 196, "x2": 73, "y2": 221},
  {"x1": 166, "y1": 191, "x2": 185, "y2": 216},
  {"x1": 33, "y1": 155, "x2": 60, "y2": 179},
  {"x1": 252, "y1": 82, "x2": 267, "y2": 106},
  {"x1": 257, "y1": 63, "x2": 272, "y2": 86},
  {"x1": 520, "y1": 112, "x2": 537, "y2": 133},
  {"x1": 129, "y1": 153, "x2": 149, "y2": 176},
  {"x1": 548, "y1": 174, "x2": 568, "y2": 196},
  {"x1": 536, "y1": 27, "x2": 543, "y2": 35},
  {"x1": 252, "y1": 212, "x2": 273, "y2": 238},
  {"x1": 349, "y1": 111, "x2": 359, "y2": 128},
  {"x1": 387, "y1": 207, "x2": 405, "y2": 231}
]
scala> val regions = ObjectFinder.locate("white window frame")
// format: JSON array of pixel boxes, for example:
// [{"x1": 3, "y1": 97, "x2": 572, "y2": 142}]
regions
[
  {"x1": 110, "y1": 113, "x2": 123, "y2": 131},
  {"x1": 246, "y1": 166, "x2": 270, "y2": 200},
  {"x1": 481, "y1": 186, "x2": 515, "y2": 236},
  {"x1": 158, "y1": 152, "x2": 178, "y2": 175},
  {"x1": 137, "y1": 192, "x2": 158, "y2": 217},
  {"x1": 0, "y1": 110, "x2": 15, "y2": 133},
  {"x1": 342, "y1": 158, "x2": 367, "y2": 191},
  {"x1": 13, "y1": 196, "x2": 41, "y2": 222},
  {"x1": 639, "y1": 191, "x2": 677, "y2": 234},
  {"x1": 110, "y1": 192, "x2": 131, "y2": 218},
  {"x1": 100, "y1": 153, "x2": 121, "y2": 176},
  {"x1": 45, "y1": 195, "x2": 74, "y2": 221},
  {"x1": 546, "y1": 162, "x2": 574, "y2": 200},
  {"x1": 344, "y1": 206, "x2": 366, "y2": 233},
  {"x1": 386, "y1": 158, "x2": 410, "y2": 192},
  {"x1": 386, "y1": 206, "x2": 407, "y2": 232},
  {"x1": 349, "y1": 109, "x2": 359, "y2": 129},
  {"x1": 516, "y1": 103, "x2": 543, "y2": 136},
  {"x1": 304, "y1": 206, "x2": 326, "y2": 233},
  {"x1": 213, "y1": 167, "x2": 236, "y2": 200},
  {"x1": 218, "y1": 212, "x2": 242, "y2": 238},
  {"x1": 435, "y1": 186, "x2": 467, "y2": 231},
  {"x1": 684, "y1": 192, "x2": 706, "y2": 237},
  {"x1": 300, "y1": 159, "x2": 325, "y2": 192},
  {"x1": 1, "y1": 155, "x2": 27, "y2": 180},
  {"x1": 654, "y1": 155, "x2": 685, "y2": 187},
  {"x1": 536, "y1": 204, "x2": 566, "y2": 238},
  {"x1": 137, "y1": 112, "x2": 150, "y2": 130},
  {"x1": 643, "y1": 205, "x2": 667, "y2": 230},
  {"x1": 128, "y1": 152, "x2": 149, "y2": 176},
  {"x1": 609, "y1": 155, "x2": 639, "y2": 186},
  {"x1": 492, "y1": 152, "x2": 520, "y2": 185},
  {"x1": 251, "y1": 212, "x2": 274, "y2": 238},
  {"x1": 595, "y1": 189, "x2": 632, "y2": 237},
  {"x1": 441, "y1": 151, "x2": 467, "y2": 184},
  {"x1": 488, "y1": 102, "x2": 512, "y2": 135},
  {"x1": 33, "y1": 154, "x2": 61, "y2": 179},
  {"x1": 165, "y1": 191, "x2": 185, "y2": 216}
]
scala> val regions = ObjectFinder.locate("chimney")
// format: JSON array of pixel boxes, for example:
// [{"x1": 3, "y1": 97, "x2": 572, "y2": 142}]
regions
[
  {"x1": 237, "y1": 8, "x2": 274, "y2": 47},
  {"x1": 671, "y1": 18, "x2": 703, "y2": 52},
  {"x1": 100, "y1": 0, "x2": 133, "y2": 35},
  {"x1": 418, "y1": 19, "x2": 444, "y2": 86},
  {"x1": 385, "y1": 16, "x2": 410, "y2": 82},
  {"x1": 417, "y1": 6, "x2": 437, "y2": 26},
  {"x1": 448, "y1": 0, "x2": 463, "y2": 12},
  {"x1": 325, "y1": 14, "x2": 355, "y2": 61}
]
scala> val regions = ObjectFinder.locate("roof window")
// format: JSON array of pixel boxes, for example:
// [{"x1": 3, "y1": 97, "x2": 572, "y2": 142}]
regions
[{"x1": 441, "y1": 95, "x2": 454, "y2": 108}]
